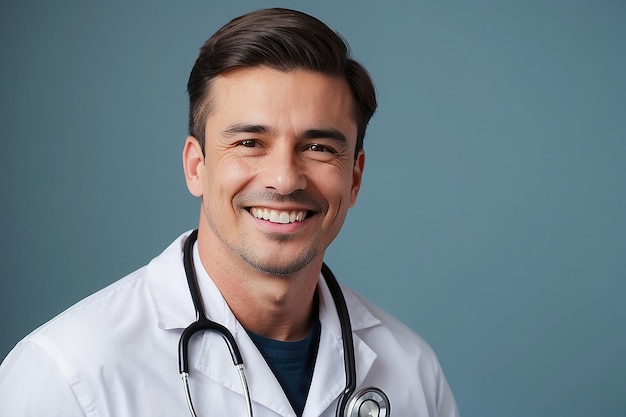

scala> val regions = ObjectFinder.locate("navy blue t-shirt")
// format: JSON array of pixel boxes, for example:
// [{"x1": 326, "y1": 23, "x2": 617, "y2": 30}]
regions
[{"x1": 247, "y1": 320, "x2": 321, "y2": 417}]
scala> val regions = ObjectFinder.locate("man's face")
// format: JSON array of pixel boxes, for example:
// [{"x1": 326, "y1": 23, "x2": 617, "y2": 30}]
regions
[{"x1": 184, "y1": 67, "x2": 364, "y2": 276}]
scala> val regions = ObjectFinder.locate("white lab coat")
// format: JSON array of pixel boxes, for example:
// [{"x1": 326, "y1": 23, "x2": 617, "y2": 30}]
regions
[{"x1": 0, "y1": 232, "x2": 458, "y2": 417}]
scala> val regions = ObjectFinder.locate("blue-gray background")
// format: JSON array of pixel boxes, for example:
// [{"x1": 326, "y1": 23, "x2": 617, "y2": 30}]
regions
[{"x1": 1, "y1": 1, "x2": 624, "y2": 416}]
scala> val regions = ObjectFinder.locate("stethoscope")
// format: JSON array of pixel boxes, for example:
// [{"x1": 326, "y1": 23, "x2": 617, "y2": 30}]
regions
[{"x1": 178, "y1": 229, "x2": 391, "y2": 417}]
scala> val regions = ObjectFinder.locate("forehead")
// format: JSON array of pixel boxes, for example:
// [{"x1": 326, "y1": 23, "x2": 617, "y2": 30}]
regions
[{"x1": 204, "y1": 67, "x2": 357, "y2": 139}]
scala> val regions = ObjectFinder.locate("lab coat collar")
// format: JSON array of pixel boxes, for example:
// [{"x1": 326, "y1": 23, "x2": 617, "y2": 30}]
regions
[
  {"x1": 146, "y1": 231, "x2": 382, "y2": 416},
  {"x1": 145, "y1": 231, "x2": 197, "y2": 330}
]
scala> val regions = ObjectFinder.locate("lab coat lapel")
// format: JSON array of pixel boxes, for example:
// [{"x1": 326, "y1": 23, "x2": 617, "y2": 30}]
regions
[
  {"x1": 196, "y1": 322, "x2": 297, "y2": 416},
  {"x1": 302, "y1": 276, "x2": 379, "y2": 417}
]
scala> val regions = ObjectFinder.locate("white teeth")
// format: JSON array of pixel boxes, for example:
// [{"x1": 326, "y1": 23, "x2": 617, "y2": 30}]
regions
[{"x1": 250, "y1": 207, "x2": 308, "y2": 224}]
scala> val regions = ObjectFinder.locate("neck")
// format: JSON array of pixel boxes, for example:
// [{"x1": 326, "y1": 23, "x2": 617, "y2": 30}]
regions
[{"x1": 226, "y1": 271, "x2": 319, "y2": 341}]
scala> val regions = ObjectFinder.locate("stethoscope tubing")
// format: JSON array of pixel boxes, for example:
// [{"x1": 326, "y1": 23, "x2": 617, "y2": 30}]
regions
[
  {"x1": 178, "y1": 230, "x2": 252, "y2": 416},
  {"x1": 321, "y1": 263, "x2": 357, "y2": 415},
  {"x1": 178, "y1": 229, "x2": 243, "y2": 372},
  {"x1": 177, "y1": 230, "x2": 389, "y2": 417}
]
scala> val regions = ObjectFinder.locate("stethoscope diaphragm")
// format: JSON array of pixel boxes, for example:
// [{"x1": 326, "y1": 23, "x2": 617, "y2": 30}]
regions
[{"x1": 345, "y1": 387, "x2": 390, "y2": 417}]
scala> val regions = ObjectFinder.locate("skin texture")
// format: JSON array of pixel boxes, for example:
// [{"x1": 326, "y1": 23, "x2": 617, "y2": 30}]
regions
[{"x1": 183, "y1": 67, "x2": 364, "y2": 341}]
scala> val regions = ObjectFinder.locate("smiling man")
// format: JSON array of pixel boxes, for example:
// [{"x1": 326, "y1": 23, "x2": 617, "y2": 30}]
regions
[{"x1": 0, "y1": 8, "x2": 458, "y2": 417}]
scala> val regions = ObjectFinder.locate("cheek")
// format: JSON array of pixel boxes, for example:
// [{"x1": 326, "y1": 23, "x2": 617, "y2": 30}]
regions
[
  {"x1": 320, "y1": 169, "x2": 357, "y2": 214},
  {"x1": 205, "y1": 157, "x2": 253, "y2": 194},
  {"x1": 202, "y1": 161, "x2": 253, "y2": 227}
]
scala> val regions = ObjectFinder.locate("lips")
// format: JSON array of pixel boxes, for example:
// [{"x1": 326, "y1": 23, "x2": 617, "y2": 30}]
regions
[{"x1": 249, "y1": 207, "x2": 308, "y2": 224}]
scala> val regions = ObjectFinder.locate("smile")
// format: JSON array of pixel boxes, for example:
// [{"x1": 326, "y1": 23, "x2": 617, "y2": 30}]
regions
[{"x1": 249, "y1": 207, "x2": 308, "y2": 224}]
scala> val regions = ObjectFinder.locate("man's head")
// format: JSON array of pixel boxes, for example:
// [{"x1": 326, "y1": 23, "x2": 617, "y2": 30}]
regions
[
  {"x1": 187, "y1": 8, "x2": 377, "y2": 160},
  {"x1": 183, "y1": 9, "x2": 376, "y2": 276}
]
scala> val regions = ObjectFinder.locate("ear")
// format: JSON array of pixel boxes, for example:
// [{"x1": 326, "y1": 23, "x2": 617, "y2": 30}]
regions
[
  {"x1": 182, "y1": 136, "x2": 204, "y2": 197},
  {"x1": 349, "y1": 149, "x2": 365, "y2": 207}
]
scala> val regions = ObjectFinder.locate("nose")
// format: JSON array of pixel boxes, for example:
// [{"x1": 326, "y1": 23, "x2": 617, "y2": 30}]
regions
[{"x1": 261, "y1": 145, "x2": 306, "y2": 195}]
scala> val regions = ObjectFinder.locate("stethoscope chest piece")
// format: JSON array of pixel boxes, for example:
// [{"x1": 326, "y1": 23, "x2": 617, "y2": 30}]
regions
[{"x1": 345, "y1": 387, "x2": 391, "y2": 417}]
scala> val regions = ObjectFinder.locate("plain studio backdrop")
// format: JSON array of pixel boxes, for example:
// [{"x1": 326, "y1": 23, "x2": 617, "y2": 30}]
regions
[{"x1": 1, "y1": 1, "x2": 624, "y2": 416}]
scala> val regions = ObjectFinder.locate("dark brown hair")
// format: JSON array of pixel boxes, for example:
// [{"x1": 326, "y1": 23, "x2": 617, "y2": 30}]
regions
[{"x1": 187, "y1": 8, "x2": 377, "y2": 159}]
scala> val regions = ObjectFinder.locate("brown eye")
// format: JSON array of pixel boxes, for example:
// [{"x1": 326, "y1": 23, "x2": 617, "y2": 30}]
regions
[
  {"x1": 307, "y1": 144, "x2": 336, "y2": 153},
  {"x1": 239, "y1": 139, "x2": 258, "y2": 148}
]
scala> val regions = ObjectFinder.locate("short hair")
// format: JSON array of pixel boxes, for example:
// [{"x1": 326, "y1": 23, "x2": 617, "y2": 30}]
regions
[{"x1": 187, "y1": 8, "x2": 377, "y2": 159}]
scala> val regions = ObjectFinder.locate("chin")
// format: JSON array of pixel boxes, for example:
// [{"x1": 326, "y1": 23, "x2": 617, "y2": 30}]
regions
[{"x1": 242, "y1": 250, "x2": 318, "y2": 277}]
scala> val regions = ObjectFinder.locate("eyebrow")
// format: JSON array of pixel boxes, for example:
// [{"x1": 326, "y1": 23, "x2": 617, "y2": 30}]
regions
[
  {"x1": 301, "y1": 129, "x2": 348, "y2": 145},
  {"x1": 221, "y1": 123, "x2": 270, "y2": 137},
  {"x1": 221, "y1": 123, "x2": 348, "y2": 145}
]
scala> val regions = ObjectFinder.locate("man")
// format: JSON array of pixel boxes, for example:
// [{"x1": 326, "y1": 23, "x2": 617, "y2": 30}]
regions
[{"x1": 0, "y1": 8, "x2": 458, "y2": 417}]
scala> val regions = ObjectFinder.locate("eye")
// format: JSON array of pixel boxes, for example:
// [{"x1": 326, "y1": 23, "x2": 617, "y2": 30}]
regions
[
  {"x1": 305, "y1": 143, "x2": 336, "y2": 154},
  {"x1": 237, "y1": 139, "x2": 259, "y2": 148}
]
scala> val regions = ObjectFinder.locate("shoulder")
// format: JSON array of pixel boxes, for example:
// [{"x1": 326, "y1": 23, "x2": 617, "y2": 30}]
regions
[
  {"x1": 342, "y1": 285, "x2": 443, "y2": 369},
  {"x1": 340, "y1": 286, "x2": 459, "y2": 416},
  {"x1": 19, "y1": 230, "x2": 193, "y2": 349},
  {"x1": 0, "y1": 265, "x2": 152, "y2": 415},
  {"x1": 0, "y1": 231, "x2": 194, "y2": 415},
  {"x1": 20, "y1": 265, "x2": 151, "y2": 353}
]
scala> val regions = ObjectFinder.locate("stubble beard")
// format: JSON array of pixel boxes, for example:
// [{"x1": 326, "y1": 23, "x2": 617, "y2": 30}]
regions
[
  {"x1": 202, "y1": 201, "x2": 321, "y2": 277},
  {"x1": 239, "y1": 231, "x2": 320, "y2": 276}
]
